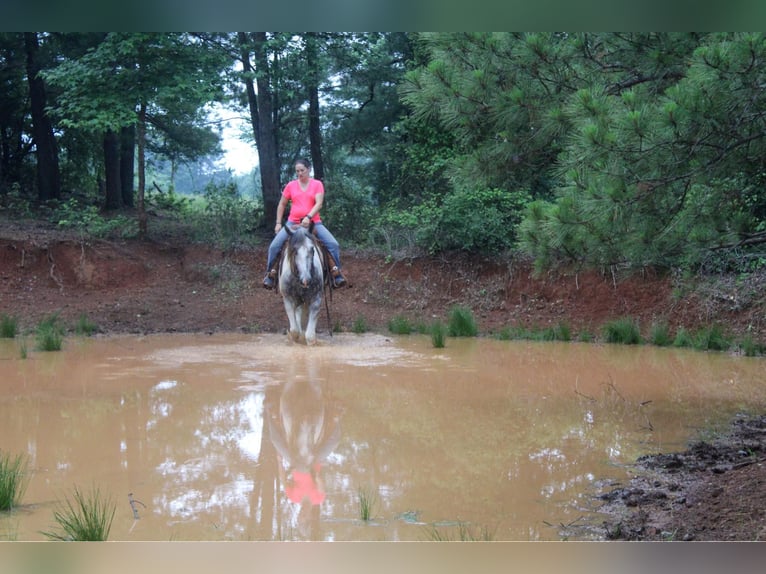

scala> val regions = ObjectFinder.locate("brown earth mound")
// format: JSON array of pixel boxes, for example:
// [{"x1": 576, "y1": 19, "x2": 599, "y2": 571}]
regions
[{"x1": 1, "y1": 216, "x2": 765, "y2": 541}]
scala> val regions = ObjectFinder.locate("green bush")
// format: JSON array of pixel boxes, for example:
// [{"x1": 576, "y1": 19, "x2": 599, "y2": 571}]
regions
[
  {"x1": 0, "y1": 451, "x2": 30, "y2": 511},
  {"x1": 603, "y1": 317, "x2": 641, "y2": 345},
  {"x1": 352, "y1": 315, "x2": 368, "y2": 334},
  {"x1": 673, "y1": 327, "x2": 694, "y2": 347},
  {"x1": 447, "y1": 306, "x2": 478, "y2": 337},
  {"x1": 35, "y1": 314, "x2": 64, "y2": 352},
  {"x1": 739, "y1": 335, "x2": 765, "y2": 357},
  {"x1": 73, "y1": 314, "x2": 97, "y2": 336},
  {"x1": 431, "y1": 321, "x2": 446, "y2": 348},
  {"x1": 41, "y1": 485, "x2": 116, "y2": 541},
  {"x1": 0, "y1": 314, "x2": 17, "y2": 338},
  {"x1": 649, "y1": 321, "x2": 672, "y2": 346},
  {"x1": 693, "y1": 324, "x2": 730, "y2": 352},
  {"x1": 388, "y1": 315, "x2": 414, "y2": 335}
]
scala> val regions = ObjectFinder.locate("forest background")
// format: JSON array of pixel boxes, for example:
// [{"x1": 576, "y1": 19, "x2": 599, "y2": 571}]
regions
[{"x1": 2, "y1": 32, "x2": 766, "y2": 315}]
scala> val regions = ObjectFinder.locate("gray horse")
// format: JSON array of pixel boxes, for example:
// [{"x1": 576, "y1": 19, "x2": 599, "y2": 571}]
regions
[{"x1": 278, "y1": 225, "x2": 326, "y2": 345}]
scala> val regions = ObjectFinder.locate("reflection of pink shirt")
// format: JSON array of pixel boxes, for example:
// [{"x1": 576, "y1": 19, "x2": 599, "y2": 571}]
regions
[
  {"x1": 283, "y1": 179, "x2": 324, "y2": 224},
  {"x1": 285, "y1": 469, "x2": 325, "y2": 505}
]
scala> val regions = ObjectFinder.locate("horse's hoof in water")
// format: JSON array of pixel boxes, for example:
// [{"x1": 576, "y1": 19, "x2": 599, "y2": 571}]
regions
[
  {"x1": 306, "y1": 337, "x2": 317, "y2": 346},
  {"x1": 288, "y1": 331, "x2": 301, "y2": 343}
]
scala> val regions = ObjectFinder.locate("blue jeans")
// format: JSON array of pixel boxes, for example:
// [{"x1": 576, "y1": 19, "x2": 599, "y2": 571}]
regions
[{"x1": 266, "y1": 222, "x2": 342, "y2": 272}]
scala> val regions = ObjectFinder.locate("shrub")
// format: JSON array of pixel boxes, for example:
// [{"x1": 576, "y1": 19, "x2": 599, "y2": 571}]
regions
[
  {"x1": 35, "y1": 314, "x2": 65, "y2": 352},
  {"x1": 673, "y1": 327, "x2": 694, "y2": 348},
  {"x1": 693, "y1": 324, "x2": 731, "y2": 352},
  {"x1": 351, "y1": 315, "x2": 368, "y2": 334},
  {"x1": 649, "y1": 321, "x2": 672, "y2": 347},
  {"x1": 388, "y1": 315, "x2": 414, "y2": 335},
  {"x1": 0, "y1": 314, "x2": 17, "y2": 338},
  {"x1": 0, "y1": 452, "x2": 30, "y2": 511},
  {"x1": 431, "y1": 321, "x2": 446, "y2": 348},
  {"x1": 73, "y1": 313, "x2": 97, "y2": 336},
  {"x1": 603, "y1": 317, "x2": 641, "y2": 345},
  {"x1": 447, "y1": 306, "x2": 477, "y2": 337},
  {"x1": 739, "y1": 335, "x2": 765, "y2": 357},
  {"x1": 41, "y1": 485, "x2": 116, "y2": 541}
]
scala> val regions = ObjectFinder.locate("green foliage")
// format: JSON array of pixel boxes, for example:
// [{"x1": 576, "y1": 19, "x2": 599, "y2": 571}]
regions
[
  {"x1": 492, "y1": 322, "x2": 571, "y2": 342},
  {"x1": 602, "y1": 317, "x2": 642, "y2": 345},
  {"x1": 0, "y1": 314, "x2": 17, "y2": 338},
  {"x1": 357, "y1": 487, "x2": 378, "y2": 522},
  {"x1": 388, "y1": 315, "x2": 414, "y2": 335},
  {"x1": 447, "y1": 306, "x2": 477, "y2": 337},
  {"x1": 430, "y1": 321, "x2": 446, "y2": 348},
  {"x1": 673, "y1": 327, "x2": 694, "y2": 348},
  {"x1": 0, "y1": 451, "x2": 30, "y2": 512},
  {"x1": 73, "y1": 314, "x2": 97, "y2": 336},
  {"x1": 52, "y1": 198, "x2": 136, "y2": 239},
  {"x1": 351, "y1": 315, "x2": 369, "y2": 334},
  {"x1": 423, "y1": 521, "x2": 495, "y2": 541},
  {"x1": 35, "y1": 314, "x2": 64, "y2": 352},
  {"x1": 738, "y1": 335, "x2": 765, "y2": 357},
  {"x1": 649, "y1": 321, "x2": 672, "y2": 347},
  {"x1": 692, "y1": 324, "x2": 731, "y2": 352},
  {"x1": 187, "y1": 181, "x2": 260, "y2": 249},
  {"x1": 41, "y1": 485, "x2": 116, "y2": 541}
]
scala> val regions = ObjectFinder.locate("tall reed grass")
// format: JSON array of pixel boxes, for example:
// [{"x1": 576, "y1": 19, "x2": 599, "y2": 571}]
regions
[
  {"x1": 0, "y1": 451, "x2": 30, "y2": 512},
  {"x1": 41, "y1": 485, "x2": 116, "y2": 541},
  {"x1": 447, "y1": 306, "x2": 477, "y2": 337}
]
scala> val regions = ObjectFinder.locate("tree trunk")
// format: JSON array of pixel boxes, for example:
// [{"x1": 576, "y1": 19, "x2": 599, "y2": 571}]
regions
[
  {"x1": 23, "y1": 32, "x2": 60, "y2": 202},
  {"x1": 103, "y1": 129, "x2": 122, "y2": 209},
  {"x1": 305, "y1": 33, "x2": 325, "y2": 181},
  {"x1": 240, "y1": 32, "x2": 282, "y2": 228},
  {"x1": 137, "y1": 103, "x2": 147, "y2": 238},
  {"x1": 120, "y1": 125, "x2": 135, "y2": 207}
]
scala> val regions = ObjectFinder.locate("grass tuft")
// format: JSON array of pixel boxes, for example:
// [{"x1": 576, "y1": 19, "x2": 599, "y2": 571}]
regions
[
  {"x1": 649, "y1": 321, "x2": 672, "y2": 347},
  {"x1": 0, "y1": 314, "x2": 17, "y2": 338},
  {"x1": 693, "y1": 324, "x2": 730, "y2": 352},
  {"x1": 388, "y1": 315, "x2": 414, "y2": 335},
  {"x1": 0, "y1": 452, "x2": 30, "y2": 512},
  {"x1": 73, "y1": 313, "x2": 98, "y2": 336},
  {"x1": 351, "y1": 315, "x2": 368, "y2": 334},
  {"x1": 738, "y1": 334, "x2": 764, "y2": 357},
  {"x1": 430, "y1": 321, "x2": 446, "y2": 348},
  {"x1": 358, "y1": 487, "x2": 378, "y2": 522},
  {"x1": 673, "y1": 327, "x2": 693, "y2": 348},
  {"x1": 447, "y1": 306, "x2": 477, "y2": 337},
  {"x1": 35, "y1": 313, "x2": 64, "y2": 352},
  {"x1": 41, "y1": 484, "x2": 116, "y2": 541},
  {"x1": 603, "y1": 317, "x2": 641, "y2": 345},
  {"x1": 423, "y1": 521, "x2": 495, "y2": 541}
]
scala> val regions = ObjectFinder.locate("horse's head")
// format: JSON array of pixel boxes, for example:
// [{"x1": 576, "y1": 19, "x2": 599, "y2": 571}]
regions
[{"x1": 285, "y1": 226, "x2": 319, "y2": 288}]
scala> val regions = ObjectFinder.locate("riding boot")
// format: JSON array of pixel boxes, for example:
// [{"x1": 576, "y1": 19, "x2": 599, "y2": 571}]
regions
[
  {"x1": 331, "y1": 266, "x2": 347, "y2": 288},
  {"x1": 263, "y1": 269, "x2": 276, "y2": 290}
]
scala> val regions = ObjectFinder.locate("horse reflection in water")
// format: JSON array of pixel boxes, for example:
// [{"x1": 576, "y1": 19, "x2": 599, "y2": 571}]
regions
[
  {"x1": 278, "y1": 225, "x2": 326, "y2": 345},
  {"x1": 265, "y1": 360, "x2": 341, "y2": 539}
]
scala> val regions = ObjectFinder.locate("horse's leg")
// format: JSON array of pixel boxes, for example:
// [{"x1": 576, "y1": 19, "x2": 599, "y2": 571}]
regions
[
  {"x1": 283, "y1": 298, "x2": 301, "y2": 342},
  {"x1": 304, "y1": 295, "x2": 323, "y2": 346},
  {"x1": 294, "y1": 304, "x2": 306, "y2": 342}
]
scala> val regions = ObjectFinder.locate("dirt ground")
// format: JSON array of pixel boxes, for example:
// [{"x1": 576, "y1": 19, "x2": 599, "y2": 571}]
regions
[{"x1": 1, "y1": 216, "x2": 765, "y2": 541}]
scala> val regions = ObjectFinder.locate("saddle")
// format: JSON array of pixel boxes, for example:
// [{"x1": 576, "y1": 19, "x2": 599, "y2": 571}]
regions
[{"x1": 272, "y1": 226, "x2": 349, "y2": 293}]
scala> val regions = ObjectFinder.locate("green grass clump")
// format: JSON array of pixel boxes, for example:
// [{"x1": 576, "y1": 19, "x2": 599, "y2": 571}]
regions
[
  {"x1": 649, "y1": 321, "x2": 672, "y2": 347},
  {"x1": 577, "y1": 330, "x2": 595, "y2": 343},
  {"x1": 351, "y1": 315, "x2": 368, "y2": 334},
  {"x1": 738, "y1": 335, "x2": 765, "y2": 357},
  {"x1": 602, "y1": 317, "x2": 641, "y2": 345},
  {"x1": 423, "y1": 521, "x2": 495, "y2": 541},
  {"x1": 0, "y1": 314, "x2": 17, "y2": 338},
  {"x1": 447, "y1": 306, "x2": 477, "y2": 337},
  {"x1": 430, "y1": 321, "x2": 446, "y2": 348},
  {"x1": 35, "y1": 314, "x2": 65, "y2": 352},
  {"x1": 692, "y1": 324, "x2": 730, "y2": 352},
  {"x1": 41, "y1": 485, "x2": 116, "y2": 541},
  {"x1": 73, "y1": 313, "x2": 97, "y2": 336},
  {"x1": 673, "y1": 327, "x2": 693, "y2": 348},
  {"x1": 358, "y1": 487, "x2": 378, "y2": 522},
  {"x1": 0, "y1": 452, "x2": 30, "y2": 512},
  {"x1": 388, "y1": 315, "x2": 414, "y2": 335}
]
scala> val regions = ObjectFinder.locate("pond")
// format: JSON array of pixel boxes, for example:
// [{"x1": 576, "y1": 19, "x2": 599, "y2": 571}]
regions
[{"x1": 1, "y1": 332, "x2": 764, "y2": 541}]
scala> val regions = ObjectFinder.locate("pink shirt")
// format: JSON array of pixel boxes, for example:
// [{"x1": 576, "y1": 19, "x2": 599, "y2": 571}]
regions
[{"x1": 283, "y1": 179, "x2": 323, "y2": 224}]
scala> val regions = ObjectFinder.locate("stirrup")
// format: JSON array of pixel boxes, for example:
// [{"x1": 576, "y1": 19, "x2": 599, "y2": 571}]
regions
[
  {"x1": 263, "y1": 269, "x2": 276, "y2": 290},
  {"x1": 331, "y1": 266, "x2": 346, "y2": 288}
]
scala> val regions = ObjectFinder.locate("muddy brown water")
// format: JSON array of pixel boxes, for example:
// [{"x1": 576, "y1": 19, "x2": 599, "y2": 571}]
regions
[{"x1": 1, "y1": 333, "x2": 764, "y2": 541}]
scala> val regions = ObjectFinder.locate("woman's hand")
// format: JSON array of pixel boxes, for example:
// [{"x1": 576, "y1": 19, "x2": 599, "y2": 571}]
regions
[
  {"x1": 300, "y1": 215, "x2": 311, "y2": 228},
  {"x1": 274, "y1": 222, "x2": 282, "y2": 234}
]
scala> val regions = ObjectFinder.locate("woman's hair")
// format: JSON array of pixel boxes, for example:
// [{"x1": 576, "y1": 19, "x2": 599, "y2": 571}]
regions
[{"x1": 295, "y1": 158, "x2": 311, "y2": 170}]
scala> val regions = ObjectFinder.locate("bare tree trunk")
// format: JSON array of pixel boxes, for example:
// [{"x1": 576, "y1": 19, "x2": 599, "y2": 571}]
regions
[
  {"x1": 23, "y1": 32, "x2": 60, "y2": 202},
  {"x1": 103, "y1": 129, "x2": 122, "y2": 209},
  {"x1": 120, "y1": 125, "x2": 135, "y2": 207},
  {"x1": 137, "y1": 103, "x2": 147, "y2": 238},
  {"x1": 305, "y1": 33, "x2": 324, "y2": 181},
  {"x1": 239, "y1": 32, "x2": 281, "y2": 228}
]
